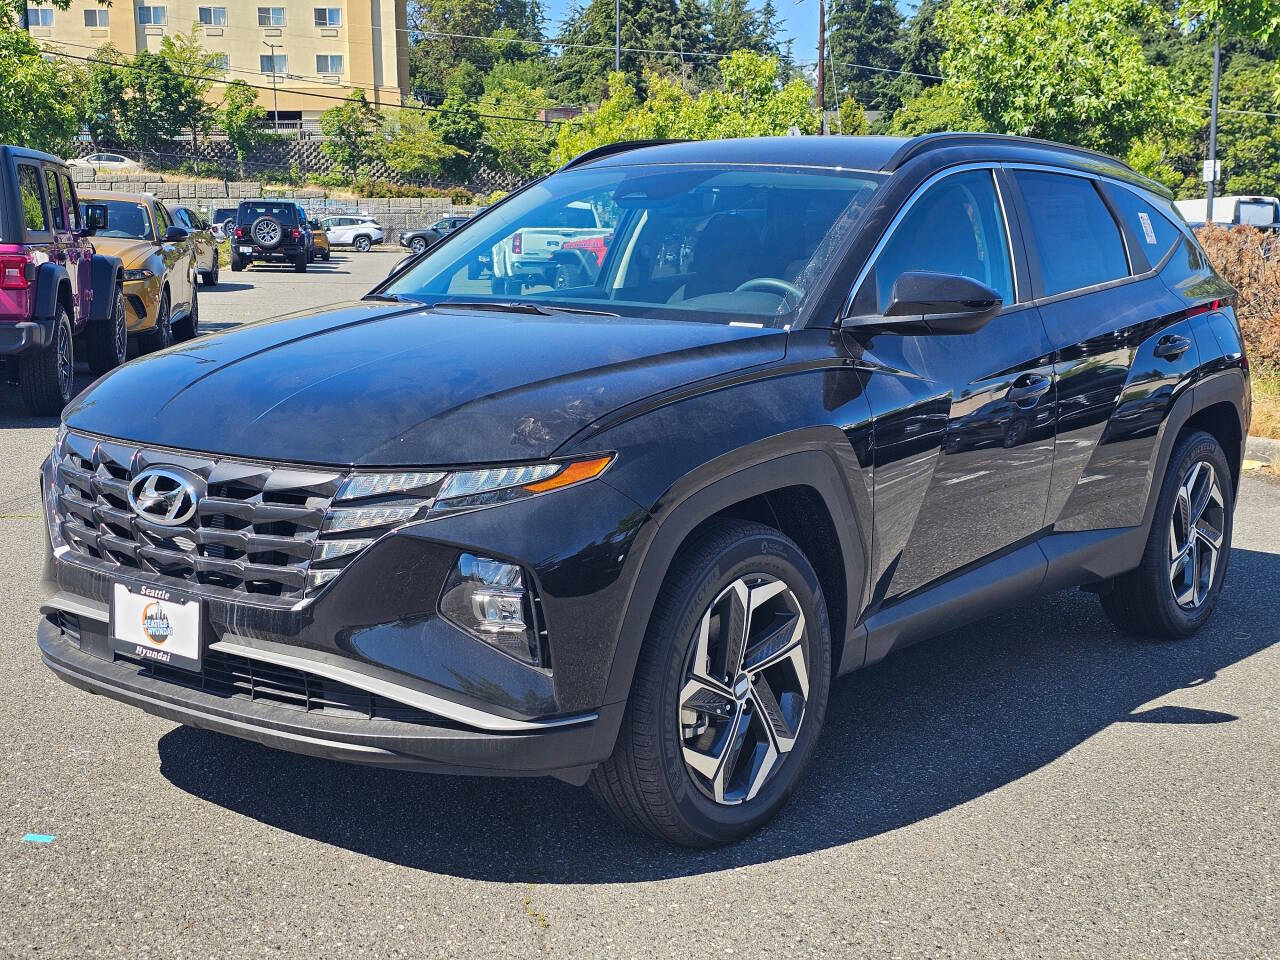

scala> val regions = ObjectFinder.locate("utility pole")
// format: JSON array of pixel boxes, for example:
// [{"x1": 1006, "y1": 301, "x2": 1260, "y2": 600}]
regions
[
  {"x1": 816, "y1": 0, "x2": 826, "y2": 127},
  {"x1": 615, "y1": 0, "x2": 621, "y2": 72},
  {"x1": 1206, "y1": 27, "x2": 1221, "y2": 222},
  {"x1": 264, "y1": 41, "x2": 282, "y2": 132}
]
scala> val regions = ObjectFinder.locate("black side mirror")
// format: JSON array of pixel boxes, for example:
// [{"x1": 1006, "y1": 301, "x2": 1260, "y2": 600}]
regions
[
  {"x1": 164, "y1": 225, "x2": 190, "y2": 243},
  {"x1": 83, "y1": 203, "x2": 108, "y2": 234},
  {"x1": 881, "y1": 271, "x2": 1003, "y2": 333}
]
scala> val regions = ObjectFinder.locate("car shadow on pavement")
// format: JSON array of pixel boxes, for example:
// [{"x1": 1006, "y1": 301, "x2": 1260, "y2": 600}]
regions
[{"x1": 157, "y1": 546, "x2": 1278, "y2": 883}]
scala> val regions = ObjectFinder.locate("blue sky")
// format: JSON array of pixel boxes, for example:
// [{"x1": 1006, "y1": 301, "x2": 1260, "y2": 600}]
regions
[{"x1": 539, "y1": 1, "x2": 919, "y2": 68}]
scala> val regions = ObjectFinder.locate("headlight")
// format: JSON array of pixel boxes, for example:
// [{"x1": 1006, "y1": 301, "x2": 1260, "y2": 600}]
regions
[
  {"x1": 435, "y1": 455, "x2": 613, "y2": 506},
  {"x1": 123, "y1": 268, "x2": 153, "y2": 281}
]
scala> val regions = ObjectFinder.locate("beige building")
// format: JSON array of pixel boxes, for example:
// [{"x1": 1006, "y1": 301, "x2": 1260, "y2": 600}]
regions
[{"x1": 26, "y1": 1, "x2": 410, "y2": 126}]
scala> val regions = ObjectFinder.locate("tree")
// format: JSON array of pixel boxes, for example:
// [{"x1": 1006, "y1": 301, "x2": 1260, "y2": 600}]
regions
[
  {"x1": 889, "y1": 82, "x2": 983, "y2": 135},
  {"x1": 219, "y1": 80, "x2": 269, "y2": 177},
  {"x1": 884, "y1": 0, "x2": 947, "y2": 112},
  {"x1": 707, "y1": 0, "x2": 786, "y2": 60},
  {"x1": 1216, "y1": 58, "x2": 1280, "y2": 194},
  {"x1": 1193, "y1": 1, "x2": 1280, "y2": 46},
  {"x1": 478, "y1": 72, "x2": 556, "y2": 176},
  {"x1": 553, "y1": 52, "x2": 817, "y2": 165},
  {"x1": 382, "y1": 105, "x2": 466, "y2": 180},
  {"x1": 902, "y1": 0, "x2": 1180, "y2": 156},
  {"x1": 82, "y1": 44, "x2": 127, "y2": 147},
  {"x1": 837, "y1": 97, "x2": 870, "y2": 136},
  {"x1": 430, "y1": 63, "x2": 488, "y2": 179},
  {"x1": 825, "y1": 0, "x2": 905, "y2": 112},
  {"x1": 159, "y1": 27, "x2": 225, "y2": 158},
  {"x1": 320, "y1": 89, "x2": 381, "y2": 178},
  {"x1": 0, "y1": 28, "x2": 81, "y2": 153},
  {"x1": 406, "y1": 0, "x2": 546, "y2": 101}
]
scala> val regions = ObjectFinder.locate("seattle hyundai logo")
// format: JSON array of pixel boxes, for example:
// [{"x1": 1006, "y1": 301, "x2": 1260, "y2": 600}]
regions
[{"x1": 127, "y1": 467, "x2": 201, "y2": 526}]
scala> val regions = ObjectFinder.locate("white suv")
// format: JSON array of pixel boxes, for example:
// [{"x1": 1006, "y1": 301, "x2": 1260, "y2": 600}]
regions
[{"x1": 321, "y1": 215, "x2": 384, "y2": 252}]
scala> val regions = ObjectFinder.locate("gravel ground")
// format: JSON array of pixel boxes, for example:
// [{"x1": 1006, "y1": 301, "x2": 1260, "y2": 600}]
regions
[{"x1": 0, "y1": 251, "x2": 1275, "y2": 958}]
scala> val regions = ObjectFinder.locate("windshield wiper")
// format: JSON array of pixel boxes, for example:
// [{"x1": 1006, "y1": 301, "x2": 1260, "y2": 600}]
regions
[{"x1": 431, "y1": 300, "x2": 619, "y2": 318}]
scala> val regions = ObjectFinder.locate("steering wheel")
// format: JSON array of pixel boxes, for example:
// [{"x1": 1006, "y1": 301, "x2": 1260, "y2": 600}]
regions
[{"x1": 734, "y1": 277, "x2": 804, "y2": 302}]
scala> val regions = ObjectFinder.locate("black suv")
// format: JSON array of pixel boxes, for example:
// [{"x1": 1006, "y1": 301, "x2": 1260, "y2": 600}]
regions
[
  {"x1": 37, "y1": 136, "x2": 1249, "y2": 845},
  {"x1": 229, "y1": 200, "x2": 308, "y2": 272}
]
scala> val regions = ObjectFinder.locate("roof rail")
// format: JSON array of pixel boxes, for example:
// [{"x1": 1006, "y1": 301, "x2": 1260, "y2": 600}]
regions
[
  {"x1": 885, "y1": 132, "x2": 1136, "y2": 174},
  {"x1": 558, "y1": 139, "x2": 687, "y2": 172}
]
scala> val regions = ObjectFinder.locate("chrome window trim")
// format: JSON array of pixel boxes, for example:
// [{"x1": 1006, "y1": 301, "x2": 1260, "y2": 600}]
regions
[{"x1": 839, "y1": 161, "x2": 1017, "y2": 319}]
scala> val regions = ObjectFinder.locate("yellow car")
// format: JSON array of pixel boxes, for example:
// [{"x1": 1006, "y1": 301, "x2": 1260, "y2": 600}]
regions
[
  {"x1": 307, "y1": 217, "x2": 331, "y2": 262},
  {"x1": 78, "y1": 191, "x2": 198, "y2": 351}
]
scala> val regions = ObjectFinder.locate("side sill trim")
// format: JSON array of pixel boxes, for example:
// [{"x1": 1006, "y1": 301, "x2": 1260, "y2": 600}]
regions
[{"x1": 211, "y1": 637, "x2": 597, "y2": 734}]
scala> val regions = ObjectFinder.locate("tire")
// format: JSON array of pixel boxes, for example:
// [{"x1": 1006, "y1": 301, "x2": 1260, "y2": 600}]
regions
[
  {"x1": 19, "y1": 306, "x2": 75, "y2": 417},
  {"x1": 322, "y1": 249, "x2": 330, "y2": 262},
  {"x1": 589, "y1": 518, "x2": 832, "y2": 846},
  {"x1": 410, "y1": 236, "x2": 427, "y2": 255},
  {"x1": 202, "y1": 250, "x2": 220, "y2": 286},
  {"x1": 230, "y1": 250, "x2": 245, "y2": 272},
  {"x1": 250, "y1": 215, "x2": 283, "y2": 250},
  {"x1": 1099, "y1": 429, "x2": 1234, "y2": 639},
  {"x1": 294, "y1": 253, "x2": 308, "y2": 273},
  {"x1": 172, "y1": 284, "x2": 198, "y2": 342},
  {"x1": 144, "y1": 289, "x2": 173, "y2": 352},
  {"x1": 86, "y1": 284, "x2": 128, "y2": 375},
  {"x1": 353, "y1": 235, "x2": 372, "y2": 253}
]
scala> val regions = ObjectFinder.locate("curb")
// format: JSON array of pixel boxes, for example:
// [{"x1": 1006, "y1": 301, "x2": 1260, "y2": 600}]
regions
[{"x1": 1245, "y1": 435, "x2": 1280, "y2": 463}]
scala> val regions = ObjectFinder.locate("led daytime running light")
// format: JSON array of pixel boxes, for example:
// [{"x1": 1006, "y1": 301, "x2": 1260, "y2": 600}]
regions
[{"x1": 336, "y1": 471, "x2": 445, "y2": 501}]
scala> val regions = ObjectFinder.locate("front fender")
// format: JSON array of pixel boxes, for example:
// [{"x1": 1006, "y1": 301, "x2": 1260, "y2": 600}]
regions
[{"x1": 89, "y1": 253, "x2": 122, "y2": 321}]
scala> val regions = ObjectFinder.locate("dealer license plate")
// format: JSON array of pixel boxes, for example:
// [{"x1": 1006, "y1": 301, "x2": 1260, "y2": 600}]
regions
[{"x1": 109, "y1": 583, "x2": 202, "y2": 672}]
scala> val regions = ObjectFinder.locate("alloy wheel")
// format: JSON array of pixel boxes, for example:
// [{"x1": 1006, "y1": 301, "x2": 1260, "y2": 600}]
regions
[
  {"x1": 411, "y1": 237, "x2": 427, "y2": 255},
  {"x1": 113, "y1": 292, "x2": 128, "y2": 363},
  {"x1": 56, "y1": 317, "x2": 73, "y2": 401},
  {"x1": 1169, "y1": 460, "x2": 1225, "y2": 610},
  {"x1": 678, "y1": 576, "x2": 810, "y2": 805},
  {"x1": 253, "y1": 219, "x2": 281, "y2": 246}
]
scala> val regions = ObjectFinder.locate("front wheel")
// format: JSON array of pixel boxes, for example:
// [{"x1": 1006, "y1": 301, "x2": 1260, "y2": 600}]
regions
[
  {"x1": 353, "y1": 235, "x2": 372, "y2": 253},
  {"x1": 172, "y1": 284, "x2": 198, "y2": 342},
  {"x1": 589, "y1": 519, "x2": 831, "y2": 846},
  {"x1": 86, "y1": 284, "x2": 127, "y2": 375},
  {"x1": 411, "y1": 236, "x2": 427, "y2": 255},
  {"x1": 144, "y1": 290, "x2": 173, "y2": 352},
  {"x1": 1099, "y1": 429, "x2": 1234, "y2": 638}
]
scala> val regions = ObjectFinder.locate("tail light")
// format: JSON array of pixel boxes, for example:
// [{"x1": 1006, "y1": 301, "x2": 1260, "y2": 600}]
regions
[
  {"x1": 234, "y1": 226, "x2": 244, "y2": 240},
  {"x1": 512, "y1": 232, "x2": 522, "y2": 254},
  {"x1": 0, "y1": 251, "x2": 31, "y2": 290},
  {"x1": 291, "y1": 228, "x2": 301, "y2": 241}
]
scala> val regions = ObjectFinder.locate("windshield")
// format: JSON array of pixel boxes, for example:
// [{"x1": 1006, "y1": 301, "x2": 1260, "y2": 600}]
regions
[
  {"x1": 238, "y1": 202, "x2": 298, "y2": 225},
  {"x1": 383, "y1": 164, "x2": 884, "y2": 326},
  {"x1": 84, "y1": 200, "x2": 153, "y2": 240}
]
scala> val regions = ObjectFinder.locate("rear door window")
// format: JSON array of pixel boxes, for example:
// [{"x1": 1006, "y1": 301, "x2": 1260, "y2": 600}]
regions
[
  {"x1": 17, "y1": 164, "x2": 49, "y2": 234},
  {"x1": 1014, "y1": 171, "x2": 1128, "y2": 297},
  {"x1": 1104, "y1": 185, "x2": 1183, "y2": 267},
  {"x1": 61, "y1": 174, "x2": 81, "y2": 231},
  {"x1": 869, "y1": 168, "x2": 1015, "y2": 310}
]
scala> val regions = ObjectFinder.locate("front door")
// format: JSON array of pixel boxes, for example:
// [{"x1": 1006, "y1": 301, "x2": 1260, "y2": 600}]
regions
[{"x1": 846, "y1": 167, "x2": 1057, "y2": 605}]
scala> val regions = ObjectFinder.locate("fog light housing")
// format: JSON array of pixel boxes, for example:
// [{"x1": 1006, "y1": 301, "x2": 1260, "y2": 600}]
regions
[{"x1": 440, "y1": 553, "x2": 543, "y2": 666}]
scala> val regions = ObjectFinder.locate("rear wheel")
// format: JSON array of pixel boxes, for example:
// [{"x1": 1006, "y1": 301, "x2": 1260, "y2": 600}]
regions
[
  {"x1": 294, "y1": 253, "x2": 308, "y2": 273},
  {"x1": 1099, "y1": 430, "x2": 1233, "y2": 638},
  {"x1": 144, "y1": 289, "x2": 173, "y2": 352},
  {"x1": 20, "y1": 306, "x2": 75, "y2": 416},
  {"x1": 86, "y1": 284, "x2": 127, "y2": 375},
  {"x1": 322, "y1": 248, "x2": 330, "y2": 262},
  {"x1": 202, "y1": 250, "x2": 220, "y2": 286},
  {"x1": 230, "y1": 250, "x2": 246, "y2": 272},
  {"x1": 589, "y1": 519, "x2": 831, "y2": 846},
  {"x1": 172, "y1": 284, "x2": 198, "y2": 342},
  {"x1": 354, "y1": 235, "x2": 372, "y2": 253}
]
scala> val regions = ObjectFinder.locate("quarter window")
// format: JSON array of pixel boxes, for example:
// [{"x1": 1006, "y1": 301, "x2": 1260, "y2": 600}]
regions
[
  {"x1": 83, "y1": 8, "x2": 108, "y2": 27},
  {"x1": 870, "y1": 169, "x2": 1015, "y2": 311},
  {"x1": 44, "y1": 168, "x2": 65, "y2": 230},
  {"x1": 314, "y1": 7, "x2": 341, "y2": 26},
  {"x1": 18, "y1": 165, "x2": 48, "y2": 233},
  {"x1": 1105, "y1": 185, "x2": 1182, "y2": 267},
  {"x1": 198, "y1": 6, "x2": 227, "y2": 26},
  {"x1": 1014, "y1": 171, "x2": 1128, "y2": 297},
  {"x1": 137, "y1": 5, "x2": 167, "y2": 25},
  {"x1": 258, "y1": 7, "x2": 285, "y2": 26},
  {"x1": 316, "y1": 54, "x2": 343, "y2": 73}
]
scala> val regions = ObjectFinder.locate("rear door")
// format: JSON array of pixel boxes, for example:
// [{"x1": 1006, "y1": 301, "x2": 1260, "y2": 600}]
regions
[
  {"x1": 848, "y1": 166, "x2": 1057, "y2": 604},
  {"x1": 1006, "y1": 168, "x2": 1197, "y2": 532}
]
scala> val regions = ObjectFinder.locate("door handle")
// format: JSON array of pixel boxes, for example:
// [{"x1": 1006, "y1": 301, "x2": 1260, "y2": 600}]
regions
[
  {"x1": 1005, "y1": 373, "x2": 1051, "y2": 405},
  {"x1": 1154, "y1": 334, "x2": 1192, "y2": 361}
]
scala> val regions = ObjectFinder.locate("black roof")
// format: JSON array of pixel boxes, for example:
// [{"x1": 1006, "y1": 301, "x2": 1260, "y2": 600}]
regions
[{"x1": 568, "y1": 133, "x2": 1166, "y2": 196}]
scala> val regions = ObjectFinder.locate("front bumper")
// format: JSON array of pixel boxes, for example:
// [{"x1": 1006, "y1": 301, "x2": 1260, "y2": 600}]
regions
[
  {"x1": 38, "y1": 614, "x2": 619, "y2": 782},
  {"x1": 0, "y1": 316, "x2": 53, "y2": 355}
]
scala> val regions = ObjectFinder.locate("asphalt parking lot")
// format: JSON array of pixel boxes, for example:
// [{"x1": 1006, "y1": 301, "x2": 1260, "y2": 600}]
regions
[{"x1": 0, "y1": 249, "x2": 1275, "y2": 958}]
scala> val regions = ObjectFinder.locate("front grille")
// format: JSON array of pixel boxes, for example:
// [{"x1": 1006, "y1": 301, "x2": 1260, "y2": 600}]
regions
[
  {"x1": 51, "y1": 431, "x2": 346, "y2": 605},
  {"x1": 119, "y1": 647, "x2": 447, "y2": 725}
]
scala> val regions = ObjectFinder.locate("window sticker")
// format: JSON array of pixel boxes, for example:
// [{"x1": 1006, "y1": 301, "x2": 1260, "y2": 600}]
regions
[{"x1": 1138, "y1": 211, "x2": 1158, "y2": 245}]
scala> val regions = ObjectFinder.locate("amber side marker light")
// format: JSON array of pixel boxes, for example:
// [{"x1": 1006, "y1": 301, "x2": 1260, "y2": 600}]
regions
[{"x1": 524, "y1": 455, "x2": 614, "y2": 493}]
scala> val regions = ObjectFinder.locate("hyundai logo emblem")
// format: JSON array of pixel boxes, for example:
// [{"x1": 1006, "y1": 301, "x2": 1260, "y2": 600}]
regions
[{"x1": 127, "y1": 467, "x2": 202, "y2": 527}]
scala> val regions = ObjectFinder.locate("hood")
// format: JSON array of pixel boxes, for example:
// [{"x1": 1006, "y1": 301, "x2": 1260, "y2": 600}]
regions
[
  {"x1": 63, "y1": 300, "x2": 788, "y2": 466},
  {"x1": 91, "y1": 236, "x2": 156, "y2": 268}
]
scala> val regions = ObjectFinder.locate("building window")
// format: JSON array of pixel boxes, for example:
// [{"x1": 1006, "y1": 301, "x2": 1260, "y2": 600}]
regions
[
  {"x1": 260, "y1": 53, "x2": 287, "y2": 74},
  {"x1": 211, "y1": 53, "x2": 230, "y2": 71},
  {"x1": 257, "y1": 7, "x2": 285, "y2": 27},
  {"x1": 315, "y1": 54, "x2": 343, "y2": 74},
  {"x1": 25, "y1": 6, "x2": 54, "y2": 27},
  {"x1": 198, "y1": 6, "x2": 227, "y2": 26},
  {"x1": 314, "y1": 7, "x2": 341, "y2": 27},
  {"x1": 138, "y1": 6, "x2": 167, "y2": 26},
  {"x1": 83, "y1": 8, "x2": 109, "y2": 27}
]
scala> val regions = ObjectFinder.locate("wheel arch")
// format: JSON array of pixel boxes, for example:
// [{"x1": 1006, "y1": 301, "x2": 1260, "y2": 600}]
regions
[
  {"x1": 600, "y1": 449, "x2": 869, "y2": 712},
  {"x1": 88, "y1": 254, "x2": 123, "y2": 321},
  {"x1": 32, "y1": 262, "x2": 72, "y2": 322}
]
